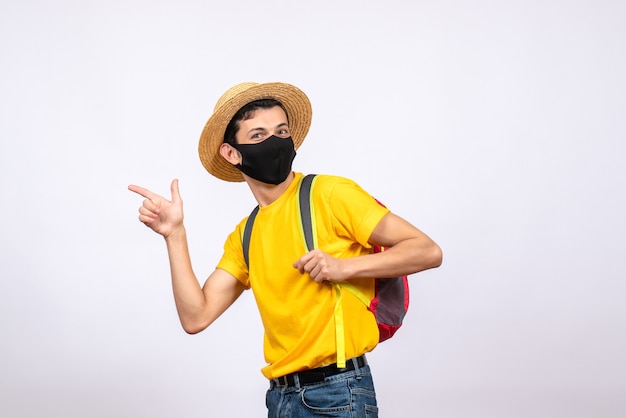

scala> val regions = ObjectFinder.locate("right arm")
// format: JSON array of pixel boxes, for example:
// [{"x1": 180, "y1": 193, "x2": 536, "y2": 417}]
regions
[{"x1": 128, "y1": 179, "x2": 245, "y2": 334}]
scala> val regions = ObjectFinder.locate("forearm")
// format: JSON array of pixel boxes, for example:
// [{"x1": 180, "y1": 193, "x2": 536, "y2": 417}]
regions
[
  {"x1": 347, "y1": 211, "x2": 443, "y2": 280},
  {"x1": 164, "y1": 226, "x2": 207, "y2": 330},
  {"x1": 344, "y1": 237, "x2": 442, "y2": 280}
]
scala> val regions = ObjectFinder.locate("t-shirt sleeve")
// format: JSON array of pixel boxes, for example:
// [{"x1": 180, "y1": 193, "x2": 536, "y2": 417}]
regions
[
  {"x1": 324, "y1": 176, "x2": 390, "y2": 247},
  {"x1": 216, "y1": 221, "x2": 251, "y2": 289}
]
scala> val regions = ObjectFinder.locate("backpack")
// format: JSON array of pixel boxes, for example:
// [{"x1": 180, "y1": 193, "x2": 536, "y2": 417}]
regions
[{"x1": 242, "y1": 174, "x2": 409, "y2": 367}]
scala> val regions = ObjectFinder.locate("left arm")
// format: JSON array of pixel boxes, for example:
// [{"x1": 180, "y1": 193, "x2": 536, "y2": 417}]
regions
[{"x1": 293, "y1": 212, "x2": 442, "y2": 283}]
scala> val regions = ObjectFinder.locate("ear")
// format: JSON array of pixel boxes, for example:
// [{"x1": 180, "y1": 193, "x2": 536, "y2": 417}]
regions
[{"x1": 219, "y1": 143, "x2": 242, "y2": 165}]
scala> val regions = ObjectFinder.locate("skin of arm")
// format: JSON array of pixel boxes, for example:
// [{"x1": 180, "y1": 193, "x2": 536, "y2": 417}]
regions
[
  {"x1": 128, "y1": 179, "x2": 245, "y2": 334},
  {"x1": 293, "y1": 211, "x2": 442, "y2": 283}
]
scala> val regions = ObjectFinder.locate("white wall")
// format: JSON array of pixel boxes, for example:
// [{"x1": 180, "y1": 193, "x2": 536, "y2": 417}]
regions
[{"x1": 1, "y1": 1, "x2": 624, "y2": 417}]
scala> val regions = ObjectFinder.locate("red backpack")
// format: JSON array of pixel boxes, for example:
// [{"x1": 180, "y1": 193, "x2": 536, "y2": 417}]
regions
[{"x1": 243, "y1": 174, "x2": 409, "y2": 366}]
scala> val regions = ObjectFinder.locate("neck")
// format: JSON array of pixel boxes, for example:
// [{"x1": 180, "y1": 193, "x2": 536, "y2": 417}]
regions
[{"x1": 244, "y1": 172, "x2": 295, "y2": 207}]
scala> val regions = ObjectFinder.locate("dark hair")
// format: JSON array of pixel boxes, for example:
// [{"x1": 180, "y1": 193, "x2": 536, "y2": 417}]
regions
[{"x1": 223, "y1": 99, "x2": 288, "y2": 145}]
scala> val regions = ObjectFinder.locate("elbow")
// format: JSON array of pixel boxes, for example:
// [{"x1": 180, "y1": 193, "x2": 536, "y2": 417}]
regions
[
  {"x1": 418, "y1": 242, "x2": 442, "y2": 271},
  {"x1": 180, "y1": 317, "x2": 210, "y2": 335},
  {"x1": 431, "y1": 244, "x2": 443, "y2": 269},
  {"x1": 183, "y1": 325, "x2": 203, "y2": 335}
]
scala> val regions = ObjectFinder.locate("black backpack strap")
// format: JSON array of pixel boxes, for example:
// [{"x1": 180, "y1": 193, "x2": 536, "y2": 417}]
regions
[
  {"x1": 298, "y1": 174, "x2": 317, "y2": 251},
  {"x1": 242, "y1": 205, "x2": 259, "y2": 268}
]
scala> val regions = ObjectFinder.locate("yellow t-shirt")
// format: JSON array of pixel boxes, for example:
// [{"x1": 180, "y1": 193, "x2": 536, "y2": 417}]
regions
[{"x1": 217, "y1": 172, "x2": 390, "y2": 379}]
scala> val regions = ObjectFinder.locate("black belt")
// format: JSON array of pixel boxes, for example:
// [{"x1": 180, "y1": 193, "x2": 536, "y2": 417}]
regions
[{"x1": 271, "y1": 355, "x2": 368, "y2": 387}]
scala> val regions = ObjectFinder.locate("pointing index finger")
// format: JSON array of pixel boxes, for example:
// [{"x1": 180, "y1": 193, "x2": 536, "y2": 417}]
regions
[{"x1": 128, "y1": 184, "x2": 157, "y2": 200}]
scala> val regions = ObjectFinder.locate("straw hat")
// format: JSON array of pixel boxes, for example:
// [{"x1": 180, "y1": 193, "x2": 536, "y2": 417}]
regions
[{"x1": 198, "y1": 82, "x2": 312, "y2": 182}]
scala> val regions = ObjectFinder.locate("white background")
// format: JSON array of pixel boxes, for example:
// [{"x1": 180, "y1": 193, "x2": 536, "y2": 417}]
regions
[{"x1": 1, "y1": 1, "x2": 625, "y2": 417}]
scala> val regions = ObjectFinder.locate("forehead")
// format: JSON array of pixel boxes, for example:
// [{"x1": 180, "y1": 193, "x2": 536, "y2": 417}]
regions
[{"x1": 241, "y1": 105, "x2": 288, "y2": 125}]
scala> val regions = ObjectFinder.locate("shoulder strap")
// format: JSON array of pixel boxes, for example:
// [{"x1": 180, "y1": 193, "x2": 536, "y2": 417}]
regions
[
  {"x1": 298, "y1": 174, "x2": 348, "y2": 367},
  {"x1": 298, "y1": 173, "x2": 369, "y2": 303},
  {"x1": 242, "y1": 205, "x2": 259, "y2": 268},
  {"x1": 298, "y1": 174, "x2": 317, "y2": 251}
]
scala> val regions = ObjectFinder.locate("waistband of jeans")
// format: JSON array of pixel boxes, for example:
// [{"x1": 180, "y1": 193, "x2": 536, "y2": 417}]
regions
[{"x1": 271, "y1": 355, "x2": 368, "y2": 388}]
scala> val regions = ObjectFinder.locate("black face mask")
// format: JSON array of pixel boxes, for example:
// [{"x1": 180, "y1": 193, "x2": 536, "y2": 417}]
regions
[{"x1": 232, "y1": 136, "x2": 296, "y2": 185}]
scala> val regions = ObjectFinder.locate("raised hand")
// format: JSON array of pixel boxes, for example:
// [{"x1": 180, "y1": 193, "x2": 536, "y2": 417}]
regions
[{"x1": 128, "y1": 179, "x2": 184, "y2": 239}]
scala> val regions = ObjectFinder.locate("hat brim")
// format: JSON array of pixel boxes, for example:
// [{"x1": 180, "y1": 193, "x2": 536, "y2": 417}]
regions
[{"x1": 198, "y1": 82, "x2": 312, "y2": 182}]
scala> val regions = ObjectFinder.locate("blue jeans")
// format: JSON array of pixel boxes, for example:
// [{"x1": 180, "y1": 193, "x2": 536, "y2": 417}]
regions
[{"x1": 266, "y1": 361, "x2": 378, "y2": 417}]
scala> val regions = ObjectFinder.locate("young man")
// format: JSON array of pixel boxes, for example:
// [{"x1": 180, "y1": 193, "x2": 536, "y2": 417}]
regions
[{"x1": 129, "y1": 82, "x2": 442, "y2": 417}]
